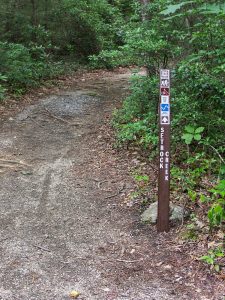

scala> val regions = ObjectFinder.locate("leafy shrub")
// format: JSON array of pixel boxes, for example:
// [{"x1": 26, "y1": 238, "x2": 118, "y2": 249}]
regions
[
  {"x1": 200, "y1": 247, "x2": 224, "y2": 272},
  {"x1": 0, "y1": 73, "x2": 7, "y2": 100},
  {"x1": 182, "y1": 126, "x2": 204, "y2": 145},
  {"x1": 113, "y1": 74, "x2": 159, "y2": 148},
  {"x1": 0, "y1": 42, "x2": 63, "y2": 93},
  {"x1": 208, "y1": 180, "x2": 225, "y2": 228},
  {"x1": 89, "y1": 49, "x2": 131, "y2": 69},
  {"x1": 0, "y1": 42, "x2": 32, "y2": 88}
]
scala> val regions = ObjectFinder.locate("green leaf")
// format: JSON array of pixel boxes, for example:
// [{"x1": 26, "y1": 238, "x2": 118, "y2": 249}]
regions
[
  {"x1": 21, "y1": 171, "x2": 33, "y2": 176},
  {"x1": 182, "y1": 133, "x2": 193, "y2": 145},
  {"x1": 200, "y1": 255, "x2": 208, "y2": 261},
  {"x1": 208, "y1": 209, "x2": 214, "y2": 224},
  {"x1": 200, "y1": 194, "x2": 208, "y2": 203},
  {"x1": 195, "y1": 127, "x2": 204, "y2": 134},
  {"x1": 164, "y1": 13, "x2": 184, "y2": 20},
  {"x1": 200, "y1": 255, "x2": 214, "y2": 264},
  {"x1": 188, "y1": 190, "x2": 197, "y2": 201},
  {"x1": 185, "y1": 125, "x2": 195, "y2": 134},
  {"x1": 214, "y1": 264, "x2": 220, "y2": 272},
  {"x1": 214, "y1": 205, "x2": 223, "y2": 214},
  {"x1": 160, "y1": 1, "x2": 194, "y2": 15},
  {"x1": 194, "y1": 134, "x2": 201, "y2": 141},
  {"x1": 199, "y1": 3, "x2": 225, "y2": 14},
  {"x1": 216, "y1": 252, "x2": 224, "y2": 258}
]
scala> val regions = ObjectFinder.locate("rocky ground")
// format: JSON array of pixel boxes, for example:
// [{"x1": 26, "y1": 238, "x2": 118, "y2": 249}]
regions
[{"x1": 0, "y1": 69, "x2": 224, "y2": 300}]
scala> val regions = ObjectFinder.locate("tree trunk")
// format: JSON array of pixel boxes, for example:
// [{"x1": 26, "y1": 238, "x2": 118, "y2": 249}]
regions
[
  {"x1": 30, "y1": 0, "x2": 37, "y2": 27},
  {"x1": 139, "y1": 0, "x2": 149, "y2": 21},
  {"x1": 44, "y1": 0, "x2": 49, "y2": 29}
]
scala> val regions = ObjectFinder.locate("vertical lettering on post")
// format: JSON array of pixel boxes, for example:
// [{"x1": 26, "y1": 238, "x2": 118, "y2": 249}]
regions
[{"x1": 157, "y1": 69, "x2": 171, "y2": 232}]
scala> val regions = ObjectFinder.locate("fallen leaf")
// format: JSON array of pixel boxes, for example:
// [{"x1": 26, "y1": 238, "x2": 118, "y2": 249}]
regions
[
  {"x1": 216, "y1": 231, "x2": 224, "y2": 239},
  {"x1": 163, "y1": 265, "x2": 172, "y2": 270},
  {"x1": 21, "y1": 171, "x2": 33, "y2": 176},
  {"x1": 69, "y1": 290, "x2": 80, "y2": 298},
  {"x1": 217, "y1": 273, "x2": 225, "y2": 280},
  {"x1": 208, "y1": 241, "x2": 216, "y2": 248}
]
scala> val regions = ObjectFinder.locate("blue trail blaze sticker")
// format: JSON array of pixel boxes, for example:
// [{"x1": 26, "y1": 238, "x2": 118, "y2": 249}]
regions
[{"x1": 160, "y1": 104, "x2": 170, "y2": 112}]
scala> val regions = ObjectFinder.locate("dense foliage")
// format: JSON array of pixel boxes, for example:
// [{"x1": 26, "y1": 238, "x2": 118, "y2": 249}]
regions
[
  {"x1": 101, "y1": 1, "x2": 225, "y2": 239},
  {"x1": 0, "y1": 0, "x2": 129, "y2": 95}
]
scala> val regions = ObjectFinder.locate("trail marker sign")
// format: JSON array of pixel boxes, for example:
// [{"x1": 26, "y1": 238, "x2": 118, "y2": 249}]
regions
[
  {"x1": 160, "y1": 69, "x2": 170, "y2": 78},
  {"x1": 160, "y1": 104, "x2": 170, "y2": 112},
  {"x1": 161, "y1": 115, "x2": 170, "y2": 124},
  {"x1": 157, "y1": 69, "x2": 171, "y2": 233},
  {"x1": 161, "y1": 87, "x2": 170, "y2": 96},
  {"x1": 161, "y1": 96, "x2": 169, "y2": 104},
  {"x1": 161, "y1": 79, "x2": 170, "y2": 87}
]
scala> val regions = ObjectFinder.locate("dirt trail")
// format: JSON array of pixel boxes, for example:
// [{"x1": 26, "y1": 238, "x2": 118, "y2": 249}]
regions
[{"x1": 0, "y1": 70, "x2": 223, "y2": 300}]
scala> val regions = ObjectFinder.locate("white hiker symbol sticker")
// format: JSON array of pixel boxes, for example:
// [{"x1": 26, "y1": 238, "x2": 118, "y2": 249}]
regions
[{"x1": 161, "y1": 116, "x2": 170, "y2": 124}]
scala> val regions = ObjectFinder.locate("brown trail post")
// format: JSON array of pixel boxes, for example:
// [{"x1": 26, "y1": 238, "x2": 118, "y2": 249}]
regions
[{"x1": 157, "y1": 69, "x2": 171, "y2": 232}]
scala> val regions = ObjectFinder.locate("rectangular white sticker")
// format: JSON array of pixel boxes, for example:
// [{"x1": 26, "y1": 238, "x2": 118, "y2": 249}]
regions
[
  {"x1": 160, "y1": 69, "x2": 170, "y2": 79},
  {"x1": 161, "y1": 79, "x2": 170, "y2": 88},
  {"x1": 161, "y1": 96, "x2": 169, "y2": 104}
]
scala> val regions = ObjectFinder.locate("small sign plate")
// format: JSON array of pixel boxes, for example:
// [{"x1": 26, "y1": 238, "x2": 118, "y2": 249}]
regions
[
  {"x1": 161, "y1": 115, "x2": 170, "y2": 125},
  {"x1": 160, "y1": 104, "x2": 170, "y2": 112},
  {"x1": 161, "y1": 96, "x2": 169, "y2": 104},
  {"x1": 161, "y1": 79, "x2": 170, "y2": 87},
  {"x1": 160, "y1": 69, "x2": 170, "y2": 79},
  {"x1": 161, "y1": 87, "x2": 170, "y2": 96}
]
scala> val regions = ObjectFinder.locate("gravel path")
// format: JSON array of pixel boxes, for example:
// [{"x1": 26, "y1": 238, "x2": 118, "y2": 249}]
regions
[{"x1": 0, "y1": 70, "x2": 223, "y2": 300}]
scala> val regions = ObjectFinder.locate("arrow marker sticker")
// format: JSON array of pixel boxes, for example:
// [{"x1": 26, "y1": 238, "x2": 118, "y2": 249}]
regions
[{"x1": 161, "y1": 116, "x2": 170, "y2": 125}]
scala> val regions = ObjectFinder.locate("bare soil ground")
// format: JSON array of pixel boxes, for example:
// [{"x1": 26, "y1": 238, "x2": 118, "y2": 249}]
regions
[{"x1": 0, "y1": 69, "x2": 224, "y2": 300}]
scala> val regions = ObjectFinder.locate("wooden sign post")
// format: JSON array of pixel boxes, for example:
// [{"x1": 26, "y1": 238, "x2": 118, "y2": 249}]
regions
[{"x1": 157, "y1": 69, "x2": 171, "y2": 233}]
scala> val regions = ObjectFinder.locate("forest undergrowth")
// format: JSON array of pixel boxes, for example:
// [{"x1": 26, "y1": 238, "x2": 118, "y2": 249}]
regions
[{"x1": 91, "y1": 1, "x2": 225, "y2": 275}]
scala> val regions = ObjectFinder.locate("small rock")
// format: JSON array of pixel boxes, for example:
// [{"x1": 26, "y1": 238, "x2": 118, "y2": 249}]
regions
[
  {"x1": 195, "y1": 219, "x2": 205, "y2": 229},
  {"x1": 164, "y1": 265, "x2": 172, "y2": 270},
  {"x1": 141, "y1": 202, "x2": 158, "y2": 223},
  {"x1": 101, "y1": 287, "x2": 110, "y2": 292},
  {"x1": 170, "y1": 204, "x2": 185, "y2": 221},
  {"x1": 121, "y1": 292, "x2": 129, "y2": 297},
  {"x1": 131, "y1": 159, "x2": 140, "y2": 165},
  {"x1": 141, "y1": 202, "x2": 188, "y2": 224}
]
